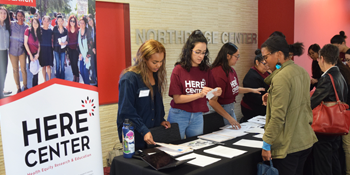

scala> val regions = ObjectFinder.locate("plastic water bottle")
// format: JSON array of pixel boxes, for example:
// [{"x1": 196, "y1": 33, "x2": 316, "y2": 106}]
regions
[{"x1": 122, "y1": 119, "x2": 135, "y2": 158}]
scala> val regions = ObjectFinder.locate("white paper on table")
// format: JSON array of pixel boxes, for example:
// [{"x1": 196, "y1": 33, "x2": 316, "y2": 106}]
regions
[
  {"x1": 233, "y1": 139, "x2": 263, "y2": 148},
  {"x1": 198, "y1": 133, "x2": 234, "y2": 142},
  {"x1": 253, "y1": 134, "x2": 264, "y2": 139},
  {"x1": 156, "y1": 143, "x2": 193, "y2": 157},
  {"x1": 252, "y1": 115, "x2": 266, "y2": 120},
  {"x1": 206, "y1": 88, "x2": 218, "y2": 100},
  {"x1": 248, "y1": 117, "x2": 266, "y2": 125},
  {"x1": 180, "y1": 139, "x2": 215, "y2": 150},
  {"x1": 245, "y1": 127, "x2": 265, "y2": 134},
  {"x1": 203, "y1": 146, "x2": 247, "y2": 158},
  {"x1": 240, "y1": 122, "x2": 264, "y2": 128},
  {"x1": 176, "y1": 153, "x2": 221, "y2": 167},
  {"x1": 213, "y1": 129, "x2": 247, "y2": 138},
  {"x1": 220, "y1": 122, "x2": 263, "y2": 130},
  {"x1": 59, "y1": 35, "x2": 67, "y2": 49}
]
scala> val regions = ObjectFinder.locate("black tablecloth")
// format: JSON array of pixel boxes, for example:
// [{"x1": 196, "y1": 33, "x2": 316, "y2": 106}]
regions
[{"x1": 110, "y1": 133, "x2": 263, "y2": 175}]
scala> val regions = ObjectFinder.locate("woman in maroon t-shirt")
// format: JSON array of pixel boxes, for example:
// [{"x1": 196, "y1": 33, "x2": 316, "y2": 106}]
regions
[
  {"x1": 24, "y1": 17, "x2": 41, "y2": 87},
  {"x1": 209, "y1": 43, "x2": 264, "y2": 129},
  {"x1": 168, "y1": 30, "x2": 222, "y2": 139},
  {"x1": 67, "y1": 15, "x2": 79, "y2": 82}
]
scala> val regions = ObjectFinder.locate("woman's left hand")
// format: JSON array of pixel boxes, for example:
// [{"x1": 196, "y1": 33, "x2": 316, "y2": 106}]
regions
[
  {"x1": 161, "y1": 121, "x2": 171, "y2": 129},
  {"x1": 213, "y1": 87, "x2": 222, "y2": 97}
]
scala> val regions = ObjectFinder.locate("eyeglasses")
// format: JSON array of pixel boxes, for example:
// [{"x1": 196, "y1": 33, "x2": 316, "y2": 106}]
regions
[
  {"x1": 262, "y1": 53, "x2": 272, "y2": 61},
  {"x1": 232, "y1": 54, "x2": 240, "y2": 59},
  {"x1": 70, "y1": 20, "x2": 76, "y2": 23},
  {"x1": 193, "y1": 50, "x2": 208, "y2": 56},
  {"x1": 261, "y1": 61, "x2": 267, "y2": 65}
]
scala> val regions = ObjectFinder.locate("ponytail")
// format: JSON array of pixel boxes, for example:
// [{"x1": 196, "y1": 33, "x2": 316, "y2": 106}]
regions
[{"x1": 289, "y1": 42, "x2": 304, "y2": 56}]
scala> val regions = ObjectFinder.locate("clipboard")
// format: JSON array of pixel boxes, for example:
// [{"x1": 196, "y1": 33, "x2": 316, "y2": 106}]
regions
[{"x1": 140, "y1": 150, "x2": 195, "y2": 170}]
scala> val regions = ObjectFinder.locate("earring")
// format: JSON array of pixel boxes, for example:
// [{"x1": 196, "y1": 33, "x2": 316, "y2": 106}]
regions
[{"x1": 275, "y1": 59, "x2": 282, "y2": 69}]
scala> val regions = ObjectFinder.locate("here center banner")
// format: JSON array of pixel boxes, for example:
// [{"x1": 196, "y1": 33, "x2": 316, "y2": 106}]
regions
[{"x1": 0, "y1": 79, "x2": 103, "y2": 175}]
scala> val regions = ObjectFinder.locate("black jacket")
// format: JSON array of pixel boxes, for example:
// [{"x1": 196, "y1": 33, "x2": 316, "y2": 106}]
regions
[
  {"x1": 241, "y1": 68, "x2": 269, "y2": 114},
  {"x1": 311, "y1": 66, "x2": 348, "y2": 109}
]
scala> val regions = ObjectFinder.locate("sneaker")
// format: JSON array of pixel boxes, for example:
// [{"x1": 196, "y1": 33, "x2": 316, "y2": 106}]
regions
[{"x1": 3, "y1": 90, "x2": 12, "y2": 95}]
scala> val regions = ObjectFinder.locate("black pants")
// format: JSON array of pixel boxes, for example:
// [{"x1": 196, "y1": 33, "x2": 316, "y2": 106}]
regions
[
  {"x1": 313, "y1": 134, "x2": 341, "y2": 175},
  {"x1": 0, "y1": 50, "x2": 8, "y2": 99},
  {"x1": 68, "y1": 48, "x2": 79, "y2": 77},
  {"x1": 273, "y1": 147, "x2": 312, "y2": 175}
]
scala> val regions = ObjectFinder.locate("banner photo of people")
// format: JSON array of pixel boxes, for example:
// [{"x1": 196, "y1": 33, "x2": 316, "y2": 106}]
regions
[{"x1": 0, "y1": 0, "x2": 97, "y2": 100}]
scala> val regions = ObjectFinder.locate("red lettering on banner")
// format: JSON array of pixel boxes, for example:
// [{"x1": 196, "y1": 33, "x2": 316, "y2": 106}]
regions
[{"x1": 0, "y1": 0, "x2": 36, "y2": 7}]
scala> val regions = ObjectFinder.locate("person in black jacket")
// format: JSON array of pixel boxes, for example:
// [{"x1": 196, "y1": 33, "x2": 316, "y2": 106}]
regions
[
  {"x1": 308, "y1": 44, "x2": 323, "y2": 90},
  {"x1": 240, "y1": 49, "x2": 270, "y2": 123},
  {"x1": 311, "y1": 44, "x2": 348, "y2": 175}
]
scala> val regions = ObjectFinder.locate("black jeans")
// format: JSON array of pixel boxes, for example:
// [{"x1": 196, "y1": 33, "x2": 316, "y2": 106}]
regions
[
  {"x1": 68, "y1": 48, "x2": 79, "y2": 77},
  {"x1": 313, "y1": 134, "x2": 342, "y2": 175},
  {"x1": 273, "y1": 147, "x2": 312, "y2": 175},
  {"x1": 0, "y1": 50, "x2": 8, "y2": 99}
]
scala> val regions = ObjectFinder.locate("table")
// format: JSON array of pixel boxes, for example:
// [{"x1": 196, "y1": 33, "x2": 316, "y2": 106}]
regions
[{"x1": 110, "y1": 133, "x2": 264, "y2": 175}]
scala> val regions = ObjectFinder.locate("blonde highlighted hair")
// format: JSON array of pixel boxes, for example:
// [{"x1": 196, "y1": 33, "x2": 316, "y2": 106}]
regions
[{"x1": 122, "y1": 39, "x2": 167, "y2": 97}]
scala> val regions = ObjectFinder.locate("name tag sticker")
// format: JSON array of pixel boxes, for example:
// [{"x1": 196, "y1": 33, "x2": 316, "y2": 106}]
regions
[{"x1": 139, "y1": 90, "x2": 150, "y2": 97}]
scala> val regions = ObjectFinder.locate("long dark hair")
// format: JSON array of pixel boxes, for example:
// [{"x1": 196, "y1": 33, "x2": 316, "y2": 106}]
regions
[
  {"x1": 0, "y1": 6, "x2": 11, "y2": 36},
  {"x1": 30, "y1": 17, "x2": 41, "y2": 42},
  {"x1": 331, "y1": 31, "x2": 346, "y2": 44},
  {"x1": 308, "y1": 44, "x2": 322, "y2": 79},
  {"x1": 87, "y1": 14, "x2": 96, "y2": 30},
  {"x1": 212, "y1": 42, "x2": 238, "y2": 77},
  {"x1": 176, "y1": 30, "x2": 210, "y2": 72}
]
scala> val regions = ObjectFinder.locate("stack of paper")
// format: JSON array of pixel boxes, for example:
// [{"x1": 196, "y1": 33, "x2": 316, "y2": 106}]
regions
[
  {"x1": 248, "y1": 115, "x2": 266, "y2": 125},
  {"x1": 198, "y1": 133, "x2": 235, "y2": 142},
  {"x1": 156, "y1": 143, "x2": 193, "y2": 157},
  {"x1": 220, "y1": 121, "x2": 264, "y2": 130},
  {"x1": 213, "y1": 128, "x2": 247, "y2": 138},
  {"x1": 233, "y1": 139, "x2": 263, "y2": 148},
  {"x1": 245, "y1": 127, "x2": 265, "y2": 134},
  {"x1": 176, "y1": 153, "x2": 221, "y2": 167},
  {"x1": 204, "y1": 146, "x2": 247, "y2": 158},
  {"x1": 180, "y1": 139, "x2": 215, "y2": 150}
]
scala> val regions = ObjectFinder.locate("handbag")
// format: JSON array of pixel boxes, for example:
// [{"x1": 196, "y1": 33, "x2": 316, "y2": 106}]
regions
[
  {"x1": 311, "y1": 73, "x2": 350, "y2": 135},
  {"x1": 257, "y1": 159, "x2": 279, "y2": 175}
]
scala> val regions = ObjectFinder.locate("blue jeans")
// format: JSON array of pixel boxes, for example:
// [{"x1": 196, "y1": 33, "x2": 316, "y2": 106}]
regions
[
  {"x1": 207, "y1": 102, "x2": 237, "y2": 125},
  {"x1": 167, "y1": 107, "x2": 203, "y2": 139},
  {"x1": 54, "y1": 51, "x2": 65, "y2": 79},
  {"x1": 80, "y1": 59, "x2": 89, "y2": 84}
]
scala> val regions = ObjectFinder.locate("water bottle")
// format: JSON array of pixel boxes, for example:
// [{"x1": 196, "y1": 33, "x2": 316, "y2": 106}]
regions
[{"x1": 122, "y1": 119, "x2": 135, "y2": 158}]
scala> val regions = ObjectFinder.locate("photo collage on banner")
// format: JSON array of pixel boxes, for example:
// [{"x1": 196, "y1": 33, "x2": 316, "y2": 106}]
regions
[{"x1": 0, "y1": 0, "x2": 97, "y2": 100}]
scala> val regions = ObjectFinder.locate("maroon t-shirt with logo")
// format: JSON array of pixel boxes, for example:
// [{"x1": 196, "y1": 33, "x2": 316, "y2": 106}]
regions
[
  {"x1": 169, "y1": 65, "x2": 217, "y2": 113},
  {"x1": 211, "y1": 66, "x2": 239, "y2": 105}
]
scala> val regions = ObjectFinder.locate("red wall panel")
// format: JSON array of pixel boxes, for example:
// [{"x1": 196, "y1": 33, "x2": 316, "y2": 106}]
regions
[
  {"x1": 96, "y1": 2, "x2": 131, "y2": 105},
  {"x1": 258, "y1": 0, "x2": 295, "y2": 47}
]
